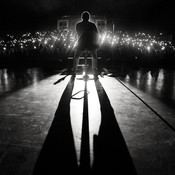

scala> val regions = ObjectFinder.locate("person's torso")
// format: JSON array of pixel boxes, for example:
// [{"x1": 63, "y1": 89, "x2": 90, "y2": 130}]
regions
[{"x1": 76, "y1": 21, "x2": 99, "y2": 50}]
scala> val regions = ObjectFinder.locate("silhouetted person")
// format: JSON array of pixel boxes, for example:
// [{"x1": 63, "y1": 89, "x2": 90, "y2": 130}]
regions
[{"x1": 72, "y1": 11, "x2": 99, "y2": 79}]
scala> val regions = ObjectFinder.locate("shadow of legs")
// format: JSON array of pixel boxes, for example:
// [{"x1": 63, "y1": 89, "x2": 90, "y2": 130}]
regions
[
  {"x1": 92, "y1": 80, "x2": 137, "y2": 174},
  {"x1": 32, "y1": 76, "x2": 79, "y2": 175}
]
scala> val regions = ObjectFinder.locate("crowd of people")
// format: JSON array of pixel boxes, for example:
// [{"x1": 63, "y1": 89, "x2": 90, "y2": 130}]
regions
[{"x1": 0, "y1": 29, "x2": 174, "y2": 67}]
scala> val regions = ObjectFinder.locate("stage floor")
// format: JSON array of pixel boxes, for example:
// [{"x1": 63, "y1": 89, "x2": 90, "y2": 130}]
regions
[{"x1": 0, "y1": 67, "x2": 175, "y2": 175}]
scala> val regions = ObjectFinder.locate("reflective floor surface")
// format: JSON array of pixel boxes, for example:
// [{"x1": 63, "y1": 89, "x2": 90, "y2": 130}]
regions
[
  {"x1": 118, "y1": 68, "x2": 175, "y2": 109},
  {"x1": 1, "y1": 67, "x2": 175, "y2": 108},
  {"x1": 0, "y1": 67, "x2": 175, "y2": 175}
]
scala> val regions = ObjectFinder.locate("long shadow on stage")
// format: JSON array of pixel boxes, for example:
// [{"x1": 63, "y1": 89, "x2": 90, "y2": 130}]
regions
[
  {"x1": 32, "y1": 76, "x2": 137, "y2": 175},
  {"x1": 32, "y1": 75, "x2": 79, "y2": 175},
  {"x1": 92, "y1": 79, "x2": 137, "y2": 175}
]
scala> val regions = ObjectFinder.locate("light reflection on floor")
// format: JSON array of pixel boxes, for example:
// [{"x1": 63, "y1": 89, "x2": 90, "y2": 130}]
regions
[
  {"x1": 0, "y1": 67, "x2": 57, "y2": 96},
  {"x1": 70, "y1": 74, "x2": 101, "y2": 167},
  {"x1": 120, "y1": 68, "x2": 175, "y2": 108}
]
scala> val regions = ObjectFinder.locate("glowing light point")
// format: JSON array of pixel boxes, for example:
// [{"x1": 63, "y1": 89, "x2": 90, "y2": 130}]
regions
[{"x1": 147, "y1": 46, "x2": 151, "y2": 52}]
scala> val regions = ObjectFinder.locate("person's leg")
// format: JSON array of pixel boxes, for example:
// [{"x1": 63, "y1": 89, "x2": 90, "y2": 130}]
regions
[
  {"x1": 89, "y1": 49, "x2": 98, "y2": 78},
  {"x1": 72, "y1": 49, "x2": 82, "y2": 74}
]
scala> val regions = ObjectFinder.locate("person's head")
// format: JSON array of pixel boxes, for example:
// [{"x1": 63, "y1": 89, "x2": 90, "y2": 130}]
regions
[{"x1": 81, "y1": 11, "x2": 90, "y2": 21}]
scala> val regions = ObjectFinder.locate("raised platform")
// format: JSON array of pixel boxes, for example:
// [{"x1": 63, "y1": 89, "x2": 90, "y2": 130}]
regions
[{"x1": 0, "y1": 68, "x2": 175, "y2": 174}]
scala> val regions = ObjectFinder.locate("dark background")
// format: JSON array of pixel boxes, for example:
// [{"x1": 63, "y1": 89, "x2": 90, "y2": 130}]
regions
[{"x1": 0, "y1": 0, "x2": 174, "y2": 33}]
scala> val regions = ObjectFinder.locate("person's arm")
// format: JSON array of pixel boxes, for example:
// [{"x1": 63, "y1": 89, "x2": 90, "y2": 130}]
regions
[
  {"x1": 92, "y1": 23, "x2": 100, "y2": 48},
  {"x1": 76, "y1": 23, "x2": 81, "y2": 37},
  {"x1": 93, "y1": 23, "x2": 98, "y2": 34}
]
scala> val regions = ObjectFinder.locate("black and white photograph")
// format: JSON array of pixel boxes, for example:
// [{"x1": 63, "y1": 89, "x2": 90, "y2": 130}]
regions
[{"x1": 0, "y1": 0, "x2": 175, "y2": 174}]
